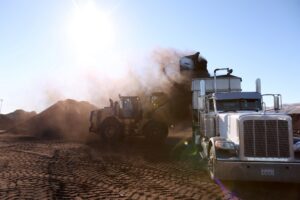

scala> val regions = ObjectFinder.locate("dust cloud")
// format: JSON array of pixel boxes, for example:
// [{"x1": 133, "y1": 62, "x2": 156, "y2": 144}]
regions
[
  {"x1": 9, "y1": 48, "x2": 209, "y2": 140},
  {"x1": 40, "y1": 48, "x2": 208, "y2": 110}
]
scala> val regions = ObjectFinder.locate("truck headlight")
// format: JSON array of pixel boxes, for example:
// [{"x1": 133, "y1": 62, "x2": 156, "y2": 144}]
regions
[
  {"x1": 293, "y1": 141, "x2": 300, "y2": 152},
  {"x1": 215, "y1": 140, "x2": 236, "y2": 150}
]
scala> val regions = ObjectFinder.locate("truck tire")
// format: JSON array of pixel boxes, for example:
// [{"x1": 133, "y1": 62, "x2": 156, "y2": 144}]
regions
[
  {"x1": 207, "y1": 146, "x2": 216, "y2": 180},
  {"x1": 100, "y1": 117, "x2": 124, "y2": 143},
  {"x1": 144, "y1": 121, "x2": 168, "y2": 144}
]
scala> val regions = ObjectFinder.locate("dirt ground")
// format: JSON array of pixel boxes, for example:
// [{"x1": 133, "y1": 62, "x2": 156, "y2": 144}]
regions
[{"x1": 0, "y1": 132, "x2": 300, "y2": 200}]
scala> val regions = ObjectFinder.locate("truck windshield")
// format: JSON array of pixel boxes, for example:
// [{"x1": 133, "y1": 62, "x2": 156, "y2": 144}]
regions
[{"x1": 216, "y1": 99, "x2": 261, "y2": 112}]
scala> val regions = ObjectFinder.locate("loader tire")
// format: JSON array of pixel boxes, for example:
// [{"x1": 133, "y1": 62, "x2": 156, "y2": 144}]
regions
[
  {"x1": 144, "y1": 121, "x2": 168, "y2": 144},
  {"x1": 100, "y1": 117, "x2": 124, "y2": 143}
]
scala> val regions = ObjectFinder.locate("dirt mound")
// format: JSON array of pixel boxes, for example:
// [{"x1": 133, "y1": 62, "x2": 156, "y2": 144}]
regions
[
  {"x1": 6, "y1": 109, "x2": 36, "y2": 122},
  {"x1": 282, "y1": 104, "x2": 300, "y2": 135},
  {"x1": 283, "y1": 103, "x2": 300, "y2": 114},
  {"x1": 13, "y1": 99, "x2": 98, "y2": 141},
  {"x1": 0, "y1": 114, "x2": 14, "y2": 130},
  {"x1": 0, "y1": 110, "x2": 36, "y2": 131},
  {"x1": 291, "y1": 114, "x2": 300, "y2": 135}
]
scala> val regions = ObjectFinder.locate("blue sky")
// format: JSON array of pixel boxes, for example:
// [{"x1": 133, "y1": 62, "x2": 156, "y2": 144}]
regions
[{"x1": 0, "y1": 0, "x2": 299, "y2": 113}]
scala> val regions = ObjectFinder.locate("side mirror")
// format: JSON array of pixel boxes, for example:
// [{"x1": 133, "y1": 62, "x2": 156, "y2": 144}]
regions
[
  {"x1": 262, "y1": 94, "x2": 282, "y2": 112},
  {"x1": 274, "y1": 95, "x2": 282, "y2": 111},
  {"x1": 256, "y1": 78, "x2": 261, "y2": 93}
]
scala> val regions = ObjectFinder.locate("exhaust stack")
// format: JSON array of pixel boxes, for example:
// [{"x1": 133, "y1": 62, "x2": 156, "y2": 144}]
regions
[{"x1": 256, "y1": 78, "x2": 261, "y2": 93}]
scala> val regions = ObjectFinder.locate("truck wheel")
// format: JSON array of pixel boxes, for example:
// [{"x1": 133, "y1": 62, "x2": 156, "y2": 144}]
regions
[
  {"x1": 207, "y1": 147, "x2": 216, "y2": 180},
  {"x1": 144, "y1": 121, "x2": 168, "y2": 144},
  {"x1": 100, "y1": 117, "x2": 123, "y2": 143}
]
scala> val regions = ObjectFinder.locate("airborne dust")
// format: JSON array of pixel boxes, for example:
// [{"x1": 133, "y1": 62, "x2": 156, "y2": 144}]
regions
[{"x1": 5, "y1": 48, "x2": 209, "y2": 141}]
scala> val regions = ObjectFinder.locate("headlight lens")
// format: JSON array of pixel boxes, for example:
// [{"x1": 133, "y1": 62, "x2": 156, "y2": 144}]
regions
[{"x1": 293, "y1": 141, "x2": 300, "y2": 152}]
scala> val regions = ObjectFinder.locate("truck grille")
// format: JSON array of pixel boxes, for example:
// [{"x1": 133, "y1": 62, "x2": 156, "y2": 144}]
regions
[{"x1": 243, "y1": 120, "x2": 290, "y2": 158}]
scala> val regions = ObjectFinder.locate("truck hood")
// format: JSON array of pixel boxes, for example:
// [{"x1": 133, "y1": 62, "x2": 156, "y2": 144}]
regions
[{"x1": 217, "y1": 111, "x2": 291, "y2": 145}]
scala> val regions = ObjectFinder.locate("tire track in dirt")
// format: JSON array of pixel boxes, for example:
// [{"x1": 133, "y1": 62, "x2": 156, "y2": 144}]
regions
[{"x1": 0, "y1": 135, "x2": 227, "y2": 199}]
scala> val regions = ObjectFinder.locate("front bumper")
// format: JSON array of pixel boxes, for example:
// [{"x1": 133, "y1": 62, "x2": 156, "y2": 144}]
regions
[{"x1": 215, "y1": 160, "x2": 300, "y2": 182}]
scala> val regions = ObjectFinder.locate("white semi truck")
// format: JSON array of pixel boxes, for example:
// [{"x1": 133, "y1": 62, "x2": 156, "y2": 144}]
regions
[{"x1": 191, "y1": 68, "x2": 300, "y2": 182}]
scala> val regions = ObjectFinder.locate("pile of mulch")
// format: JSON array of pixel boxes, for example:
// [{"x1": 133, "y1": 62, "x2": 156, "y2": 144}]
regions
[
  {"x1": 291, "y1": 114, "x2": 300, "y2": 135},
  {"x1": 0, "y1": 109, "x2": 36, "y2": 131},
  {"x1": 11, "y1": 99, "x2": 98, "y2": 141}
]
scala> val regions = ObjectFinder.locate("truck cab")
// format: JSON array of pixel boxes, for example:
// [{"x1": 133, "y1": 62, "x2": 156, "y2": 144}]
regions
[{"x1": 192, "y1": 68, "x2": 300, "y2": 182}]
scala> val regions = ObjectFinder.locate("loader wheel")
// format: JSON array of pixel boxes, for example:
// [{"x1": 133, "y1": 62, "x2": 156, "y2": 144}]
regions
[
  {"x1": 207, "y1": 146, "x2": 216, "y2": 180},
  {"x1": 144, "y1": 121, "x2": 168, "y2": 144},
  {"x1": 100, "y1": 117, "x2": 123, "y2": 143}
]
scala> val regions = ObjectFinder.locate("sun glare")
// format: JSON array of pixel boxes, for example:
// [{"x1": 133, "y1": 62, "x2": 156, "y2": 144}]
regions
[{"x1": 67, "y1": 1, "x2": 116, "y2": 63}]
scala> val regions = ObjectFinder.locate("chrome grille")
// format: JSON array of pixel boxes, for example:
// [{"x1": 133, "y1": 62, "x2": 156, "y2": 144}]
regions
[{"x1": 243, "y1": 120, "x2": 290, "y2": 158}]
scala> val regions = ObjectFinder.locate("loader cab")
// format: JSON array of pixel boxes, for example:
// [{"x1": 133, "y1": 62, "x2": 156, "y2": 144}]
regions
[{"x1": 119, "y1": 96, "x2": 142, "y2": 119}]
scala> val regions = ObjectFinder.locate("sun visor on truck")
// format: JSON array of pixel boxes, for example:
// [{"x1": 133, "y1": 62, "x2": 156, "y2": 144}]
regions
[{"x1": 214, "y1": 92, "x2": 262, "y2": 100}]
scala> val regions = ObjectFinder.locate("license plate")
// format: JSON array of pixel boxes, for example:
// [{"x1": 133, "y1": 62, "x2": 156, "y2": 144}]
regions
[{"x1": 261, "y1": 168, "x2": 275, "y2": 176}]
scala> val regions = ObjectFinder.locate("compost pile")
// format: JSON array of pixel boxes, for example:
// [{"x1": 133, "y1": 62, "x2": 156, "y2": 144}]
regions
[
  {"x1": 12, "y1": 99, "x2": 98, "y2": 141},
  {"x1": 0, "y1": 115, "x2": 13, "y2": 130},
  {"x1": 283, "y1": 103, "x2": 300, "y2": 135},
  {"x1": 291, "y1": 114, "x2": 300, "y2": 135},
  {"x1": 0, "y1": 109, "x2": 36, "y2": 130}
]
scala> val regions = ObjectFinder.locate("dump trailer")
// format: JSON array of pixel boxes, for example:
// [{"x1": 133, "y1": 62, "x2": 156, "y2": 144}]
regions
[
  {"x1": 89, "y1": 94, "x2": 168, "y2": 143},
  {"x1": 191, "y1": 68, "x2": 300, "y2": 182}
]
